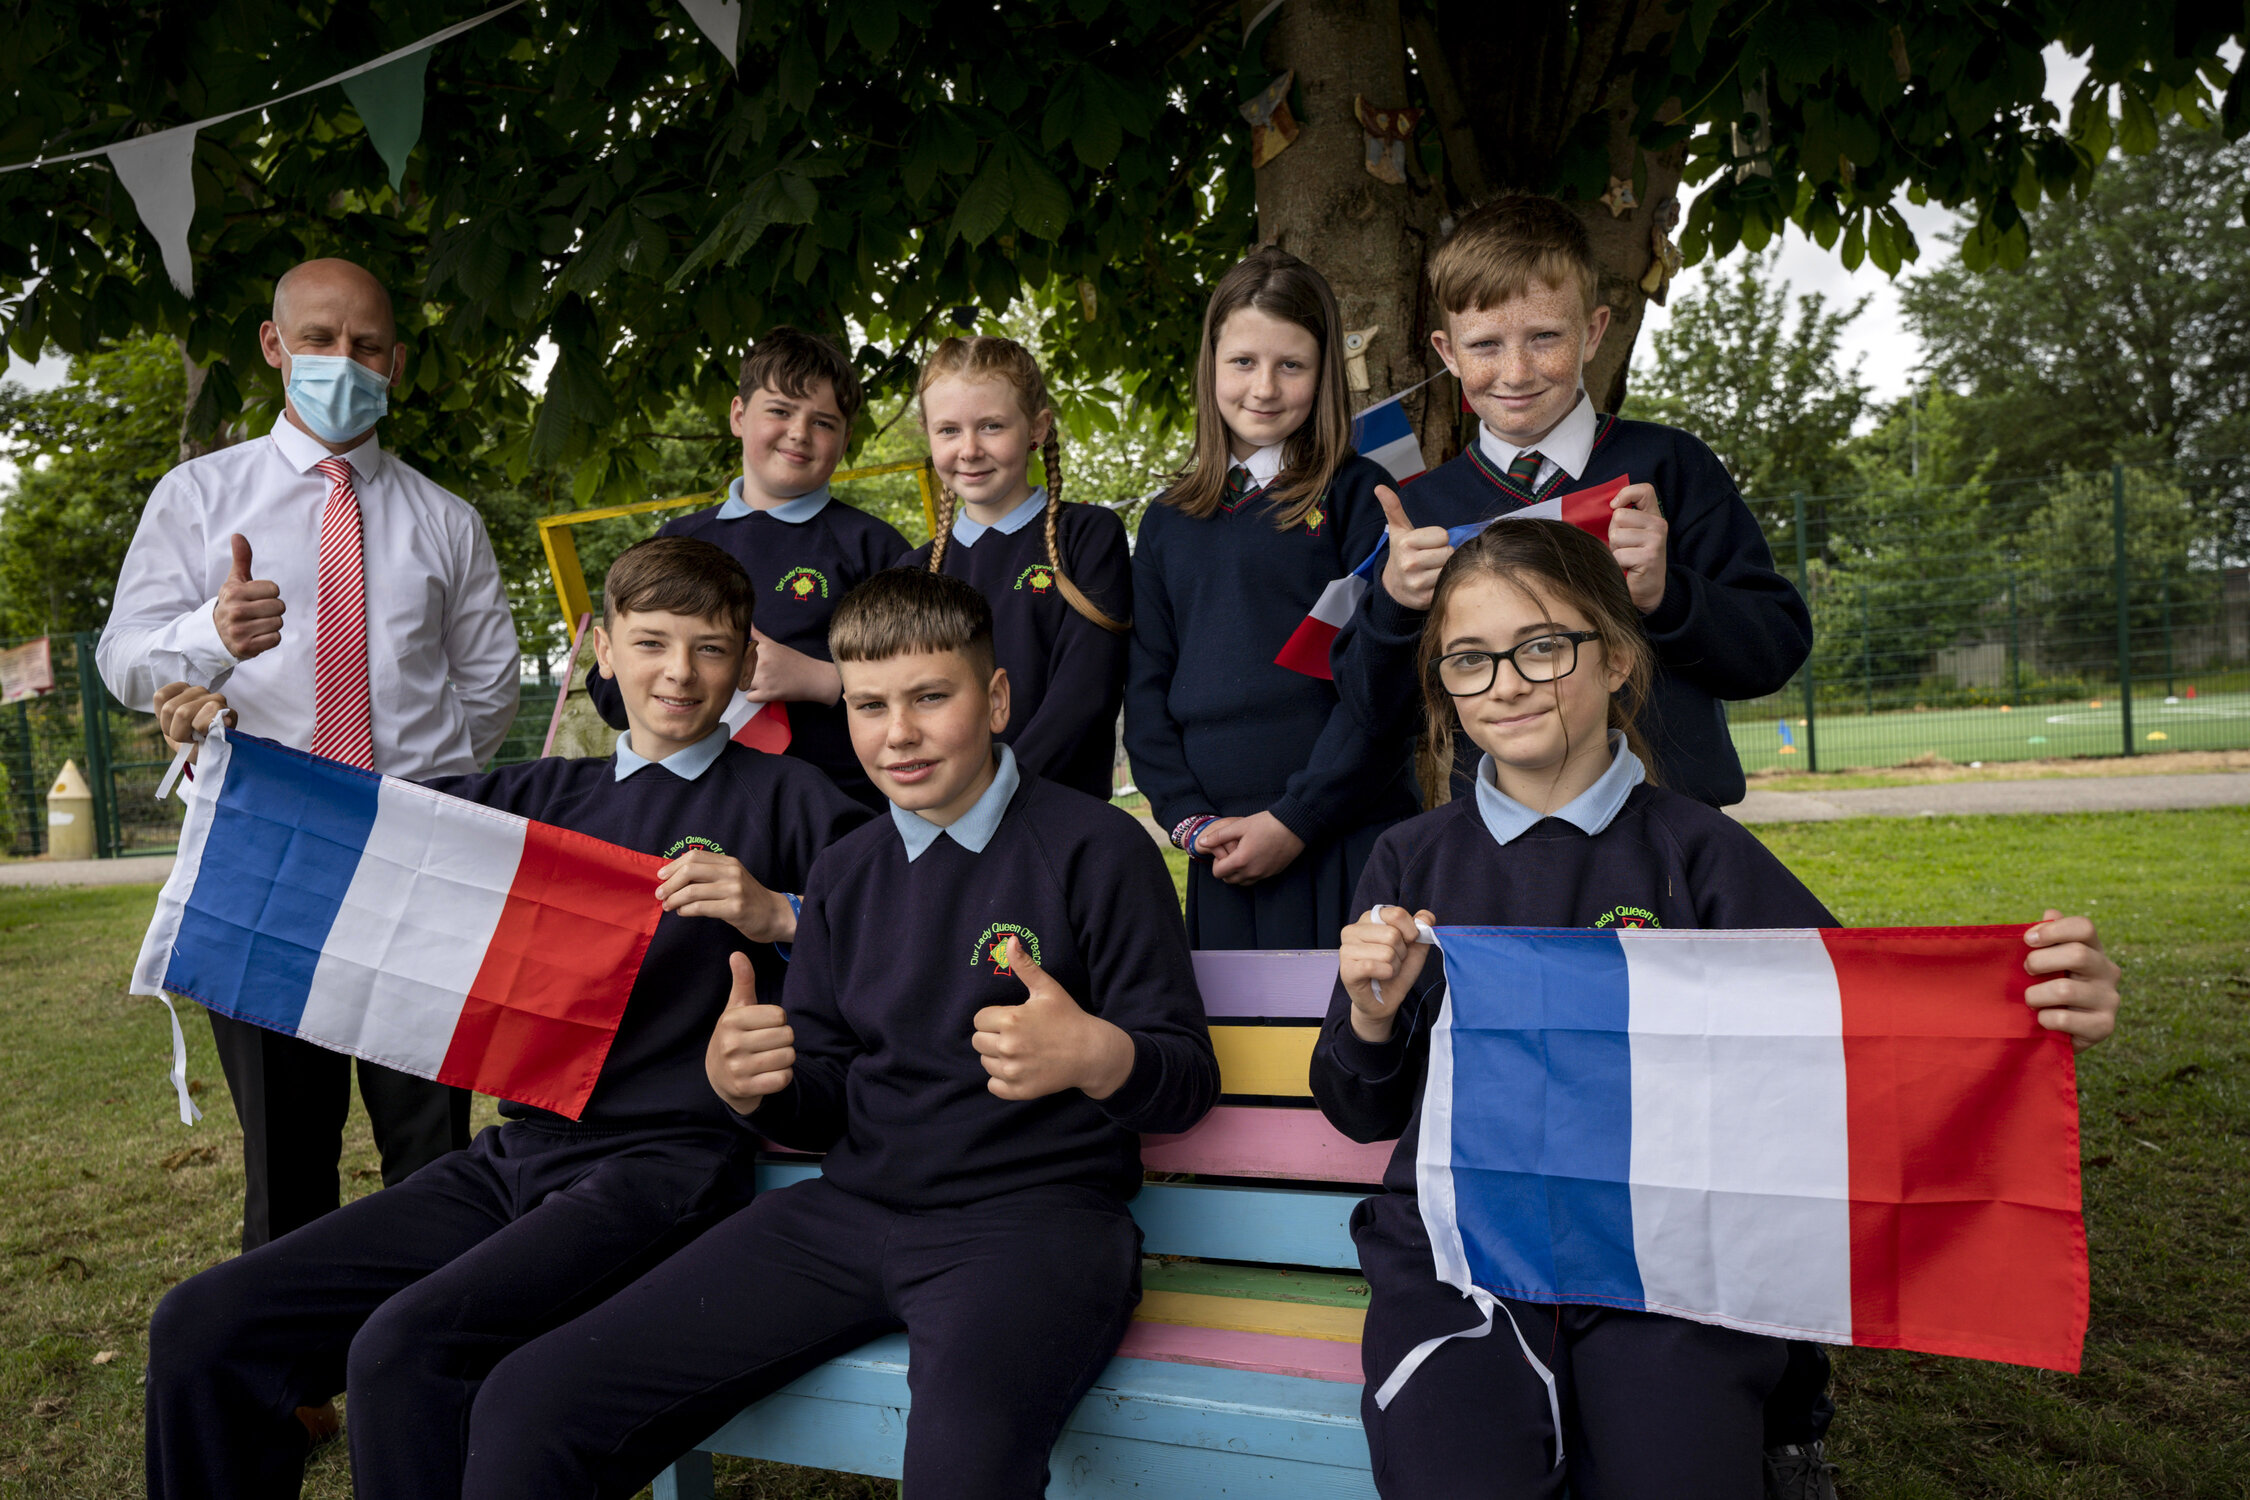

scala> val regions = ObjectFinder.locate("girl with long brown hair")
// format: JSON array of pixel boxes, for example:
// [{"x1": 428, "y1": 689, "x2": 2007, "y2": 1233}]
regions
[
  {"x1": 1123, "y1": 246, "x2": 1417, "y2": 948},
  {"x1": 898, "y1": 334, "x2": 1132, "y2": 800}
]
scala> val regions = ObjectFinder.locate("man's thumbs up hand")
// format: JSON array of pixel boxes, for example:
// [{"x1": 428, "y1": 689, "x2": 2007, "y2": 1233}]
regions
[
  {"x1": 705, "y1": 951, "x2": 795, "y2": 1115},
  {"x1": 971, "y1": 938, "x2": 1136, "y2": 1102},
  {"x1": 1374, "y1": 485, "x2": 1453, "y2": 612},
  {"x1": 213, "y1": 532, "x2": 286, "y2": 661}
]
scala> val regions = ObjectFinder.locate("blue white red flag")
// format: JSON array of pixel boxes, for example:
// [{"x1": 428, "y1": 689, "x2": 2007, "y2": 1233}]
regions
[
  {"x1": 1271, "y1": 475, "x2": 1631, "y2": 679},
  {"x1": 132, "y1": 727, "x2": 664, "y2": 1120},
  {"x1": 1380, "y1": 923, "x2": 2086, "y2": 1410},
  {"x1": 1351, "y1": 390, "x2": 1427, "y2": 484}
]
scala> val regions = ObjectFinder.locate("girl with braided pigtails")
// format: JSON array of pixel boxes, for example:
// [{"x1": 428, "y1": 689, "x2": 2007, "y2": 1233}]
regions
[{"x1": 898, "y1": 335, "x2": 1133, "y2": 800}]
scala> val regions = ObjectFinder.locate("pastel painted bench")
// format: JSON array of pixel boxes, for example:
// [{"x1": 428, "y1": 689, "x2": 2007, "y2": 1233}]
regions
[{"x1": 653, "y1": 949, "x2": 1389, "y2": 1499}]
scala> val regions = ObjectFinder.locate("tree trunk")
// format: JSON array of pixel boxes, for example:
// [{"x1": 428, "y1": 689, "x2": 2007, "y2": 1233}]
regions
[
  {"x1": 1246, "y1": 0, "x2": 1450, "y2": 467},
  {"x1": 177, "y1": 340, "x2": 241, "y2": 463}
]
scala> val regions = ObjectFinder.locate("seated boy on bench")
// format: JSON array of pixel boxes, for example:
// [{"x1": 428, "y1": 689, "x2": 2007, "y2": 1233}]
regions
[
  {"x1": 142, "y1": 537, "x2": 869, "y2": 1500},
  {"x1": 456, "y1": 568, "x2": 1221, "y2": 1500}
]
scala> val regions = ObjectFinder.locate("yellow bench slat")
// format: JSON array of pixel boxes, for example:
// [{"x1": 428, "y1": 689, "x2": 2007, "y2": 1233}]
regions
[
  {"x1": 1208, "y1": 1024, "x2": 1316, "y2": 1098},
  {"x1": 1133, "y1": 1289, "x2": 1365, "y2": 1344}
]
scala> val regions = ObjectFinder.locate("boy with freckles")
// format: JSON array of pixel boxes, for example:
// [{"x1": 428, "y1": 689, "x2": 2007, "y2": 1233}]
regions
[
  {"x1": 459, "y1": 568, "x2": 1219, "y2": 1500},
  {"x1": 1331, "y1": 194, "x2": 1811, "y2": 812}
]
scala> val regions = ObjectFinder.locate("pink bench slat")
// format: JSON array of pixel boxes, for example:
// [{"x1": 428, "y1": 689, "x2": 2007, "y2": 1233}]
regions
[
  {"x1": 1116, "y1": 1321, "x2": 1364, "y2": 1385},
  {"x1": 1191, "y1": 951, "x2": 1338, "y2": 1019},
  {"x1": 1142, "y1": 1105, "x2": 1394, "y2": 1185}
]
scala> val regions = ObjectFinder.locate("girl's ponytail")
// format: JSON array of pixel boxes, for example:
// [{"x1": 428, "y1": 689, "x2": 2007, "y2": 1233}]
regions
[{"x1": 1039, "y1": 429, "x2": 1127, "y2": 635}]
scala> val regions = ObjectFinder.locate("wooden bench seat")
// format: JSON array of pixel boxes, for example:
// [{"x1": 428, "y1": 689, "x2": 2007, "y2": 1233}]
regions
[{"x1": 654, "y1": 951, "x2": 1386, "y2": 1500}]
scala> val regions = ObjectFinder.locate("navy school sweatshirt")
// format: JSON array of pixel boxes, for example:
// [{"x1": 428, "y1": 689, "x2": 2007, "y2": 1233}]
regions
[
  {"x1": 1308, "y1": 783, "x2": 1836, "y2": 1198},
  {"x1": 584, "y1": 494, "x2": 910, "y2": 810},
  {"x1": 897, "y1": 498, "x2": 1132, "y2": 800},
  {"x1": 1329, "y1": 418, "x2": 1811, "y2": 807},
  {"x1": 424, "y1": 740, "x2": 871, "y2": 1139},
  {"x1": 747, "y1": 769, "x2": 1220, "y2": 1210},
  {"x1": 1126, "y1": 453, "x2": 1418, "y2": 847}
]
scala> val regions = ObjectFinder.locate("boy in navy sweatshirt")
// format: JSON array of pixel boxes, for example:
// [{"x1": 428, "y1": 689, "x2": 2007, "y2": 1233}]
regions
[
  {"x1": 142, "y1": 537, "x2": 868, "y2": 1500},
  {"x1": 584, "y1": 326, "x2": 908, "y2": 809},
  {"x1": 1332, "y1": 195, "x2": 1809, "y2": 808},
  {"x1": 459, "y1": 568, "x2": 1220, "y2": 1500}
]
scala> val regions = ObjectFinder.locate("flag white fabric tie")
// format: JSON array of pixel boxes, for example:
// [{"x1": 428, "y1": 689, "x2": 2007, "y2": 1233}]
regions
[{"x1": 1362, "y1": 907, "x2": 1563, "y2": 1468}]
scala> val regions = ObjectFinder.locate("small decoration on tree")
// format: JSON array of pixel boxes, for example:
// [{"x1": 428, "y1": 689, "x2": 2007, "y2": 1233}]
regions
[
  {"x1": 1240, "y1": 71, "x2": 1301, "y2": 169},
  {"x1": 1077, "y1": 279, "x2": 1098, "y2": 321},
  {"x1": 1641, "y1": 195, "x2": 1684, "y2": 304},
  {"x1": 1732, "y1": 78, "x2": 1773, "y2": 184},
  {"x1": 1600, "y1": 175, "x2": 1637, "y2": 218},
  {"x1": 1342, "y1": 325, "x2": 1380, "y2": 392},
  {"x1": 1354, "y1": 96, "x2": 1422, "y2": 185}
]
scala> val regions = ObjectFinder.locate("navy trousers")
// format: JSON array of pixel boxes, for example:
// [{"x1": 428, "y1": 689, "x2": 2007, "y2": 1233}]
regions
[
  {"x1": 144, "y1": 1121, "x2": 749, "y2": 1500},
  {"x1": 461, "y1": 1175, "x2": 1144, "y2": 1500},
  {"x1": 1353, "y1": 1194, "x2": 1790, "y2": 1499}
]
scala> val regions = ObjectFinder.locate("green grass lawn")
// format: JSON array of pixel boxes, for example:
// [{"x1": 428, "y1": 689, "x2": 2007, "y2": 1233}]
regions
[
  {"x1": 1731, "y1": 688, "x2": 2250, "y2": 773},
  {"x1": 3, "y1": 808, "x2": 2245, "y2": 1498}
]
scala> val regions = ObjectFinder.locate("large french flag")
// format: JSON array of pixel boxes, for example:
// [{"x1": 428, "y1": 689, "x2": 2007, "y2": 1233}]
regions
[
  {"x1": 132, "y1": 727, "x2": 665, "y2": 1120},
  {"x1": 1272, "y1": 475, "x2": 1631, "y2": 680},
  {"x1": 1412, "y1": 925, "x2": 2085, "y2": 1380}
]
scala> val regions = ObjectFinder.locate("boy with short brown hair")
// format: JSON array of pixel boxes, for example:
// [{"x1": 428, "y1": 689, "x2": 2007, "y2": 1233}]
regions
[
  {"x1": 1336, "y1": 194, "x2": 1811, "y2": 811},
  {"x1": 586, "y1": 326, "x2": 908, "y2": 809},
  {"x1": 457, "y1": 567, "x2": 1220, "y2": 1500}
]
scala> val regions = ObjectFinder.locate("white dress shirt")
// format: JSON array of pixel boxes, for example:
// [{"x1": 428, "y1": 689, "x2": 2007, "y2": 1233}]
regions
[
  {"x1": 1229, "y1": 443, "x2": 1287, "y2": 489},
  {"x1": 98, "y1": 419, "x2": 521, "y2": 779},
  {"x1": 1477, "y1": 390, "x2": 1599, "y2": 491}
]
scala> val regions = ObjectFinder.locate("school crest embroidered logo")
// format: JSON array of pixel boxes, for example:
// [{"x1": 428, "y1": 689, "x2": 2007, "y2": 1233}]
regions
[
  {"x1": 971, "y1": 922, "x2": 1042, "y2": 974},
  {"x1": 1303, "y1": 506, "x2": 1325, "y2": 536},
  {"x1": 1594, "y1": 905, "x2": 1660, "y2": 930},
  {"x1": 664, "y1": 834, "x2": 727, "y2": 859},
  {"x1": 776, "y1": 566, "x2": 830, "y2": 601},
  {"x1": 1013, "y1": 564, "x2": 1055, "y2": 595}
]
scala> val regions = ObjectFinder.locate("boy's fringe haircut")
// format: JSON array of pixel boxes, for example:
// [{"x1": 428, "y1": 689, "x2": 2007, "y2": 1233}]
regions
[
  {"x1": 829, "y1": 566, "x2": 996, "y2": 677},
  {"x1": 602, "y1": 536, "x2": 757, "y2": 641},
  {"x1": 1164, "y1": 246, "x2": 1353, "y2": 530},
  {"x1": 917, "y1": 335, "x2": 1129, "y2": 635},
  {"x1": 1415, "y1": 518, "x2": 1656, "y2": 806},
  {"x1": 1428, "y1": 195, "x2": 1602, "y2": 318},
  {"x1": 739, "y1": 325, "x2": 865, "y2": 426}
]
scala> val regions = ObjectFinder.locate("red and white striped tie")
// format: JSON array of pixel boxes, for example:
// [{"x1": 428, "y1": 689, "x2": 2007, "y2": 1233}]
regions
[{"x1": 310, "y1": 457, "x2": 375, "y2": 769}]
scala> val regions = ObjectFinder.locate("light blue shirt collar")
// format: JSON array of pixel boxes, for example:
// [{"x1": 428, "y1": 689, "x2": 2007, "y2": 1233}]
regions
[
  {"x1": 891, "y1": 744, "x2": 1020, "y2": 861},
  {"x1": 613, "y1": 723, "x2": 732, "y2": 782},
  {"x1": 715, "y1": 476, "x2": 832, "y2": 523},
  {"x1": 1472, "y1": 733, "x2": 1644, "y2": 845},
  {"x1": 949, "y1": 487, "x2": 1047, "y2": 548}
]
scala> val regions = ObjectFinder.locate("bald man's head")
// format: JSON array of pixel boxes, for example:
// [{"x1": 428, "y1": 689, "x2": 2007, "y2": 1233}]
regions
[{"x1": 271, "y1": 258, "x2": 396, "y2": 343}]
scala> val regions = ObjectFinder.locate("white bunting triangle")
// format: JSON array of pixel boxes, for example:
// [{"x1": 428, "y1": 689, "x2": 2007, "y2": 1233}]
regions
[
  {"x1": 106, "y1": 125, "x2": 202, "y2": 295},
  {"x1": 677, "y1": 0, "x2": 742, "y2": 68}
]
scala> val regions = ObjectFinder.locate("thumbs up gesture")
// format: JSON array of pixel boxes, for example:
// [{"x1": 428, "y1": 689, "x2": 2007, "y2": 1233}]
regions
[
  {"x1": 705, "y1": 952, "x2": 795, "y2": 1115},
  {"x1": 212, "y1": 533, "x2": 286, "y2": 660},
  {"x1": 971, "y1": 938, "x2": 1136, "y2": 1102},
  {"x1": 1339, "y1": 906, "x2": 1437, "y2": 1044},
  {"x1": 1373, "y1": 486, "x2": 1453, "y2": 612}
]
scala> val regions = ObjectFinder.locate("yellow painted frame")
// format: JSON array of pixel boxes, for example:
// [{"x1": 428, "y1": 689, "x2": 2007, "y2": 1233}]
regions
[{"x1": 536, "y1": 458, "x2": 940, "y2": 630}]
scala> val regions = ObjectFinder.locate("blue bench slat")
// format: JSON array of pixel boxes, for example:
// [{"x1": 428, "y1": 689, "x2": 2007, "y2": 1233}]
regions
[
  {"x1": 753, "y1": 1162, "x2": 1363, "y2": 1271},
  {"x1": 672, "y1": 1334, "x2": 1376, "y2": 1499}
]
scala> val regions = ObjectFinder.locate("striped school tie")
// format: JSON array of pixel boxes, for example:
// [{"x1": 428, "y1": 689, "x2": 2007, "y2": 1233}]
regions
[
  {"x1": 1224, "y1": 464, "x2": 1258, "y2": 508},
  {"x1": 310, "y1": 457, "x2": 375, "y2": 770},
  {"x1": 1506, "y1": 449, "x2": 1544, "y2": 489}
]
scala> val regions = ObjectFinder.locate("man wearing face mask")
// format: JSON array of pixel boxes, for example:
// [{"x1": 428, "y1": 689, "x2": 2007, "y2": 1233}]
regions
[{"x1": 99, "y1": 258, "x2": 520, "y2": 1256}]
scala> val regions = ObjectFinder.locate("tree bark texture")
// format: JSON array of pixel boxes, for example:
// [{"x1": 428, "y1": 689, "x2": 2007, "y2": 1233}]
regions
[{"x1": 1251, "y1": 0, "x2": 1686, "y2": 450}]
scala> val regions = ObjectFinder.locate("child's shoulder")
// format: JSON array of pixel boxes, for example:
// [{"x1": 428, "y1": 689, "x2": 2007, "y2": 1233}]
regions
[
  {"x1": 1058, "y1": 498, "x2": 1128, "y2": 538},
  {"x1": 1368, "y1": 794, "x2": 1487, "y2": 875},
  {"x1": 657, "y1": 502, "x2": 730, "y2": 538},
  {"x1": 1329, "y1": 452, "x2": 1394, "y2": 497},
  {"x1": 1616, "y1": 781, "x2": 1770, "y2": 860},
  {"x1": 817, "y1": 494, "x2": 910, "y2": 541},
  {"x1": 1594, "y1": 415, "x2": 1733, "y2": 486}
]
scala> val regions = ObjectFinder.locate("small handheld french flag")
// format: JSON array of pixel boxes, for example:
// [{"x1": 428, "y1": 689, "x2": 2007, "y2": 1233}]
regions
[
  {"x1": 1381, "y1": 923, "x2": 2086, "y2": 1411},
  {"x1": 1272, "y1": 475, "x2": 1630, "y2": 679},
  {"x1": 724, "y1": 692, "x2": 791, "y2": 754},
  {"x1": 132, "y1": 728, "x2": 665, "y2": 1120},
  {"x1": 1351, "y1": 390, "x2": 1427, "y2": 484}
]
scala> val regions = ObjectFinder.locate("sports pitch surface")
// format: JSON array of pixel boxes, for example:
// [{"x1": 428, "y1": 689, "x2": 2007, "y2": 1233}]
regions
[{"x1": 1732, "y1": 690, "x2": 2250, "y2": 774}]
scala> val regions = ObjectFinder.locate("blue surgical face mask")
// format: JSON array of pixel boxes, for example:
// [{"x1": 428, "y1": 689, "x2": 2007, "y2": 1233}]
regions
[{"x1": 282, "y1": 337, "x2": 396, "y2": 443}]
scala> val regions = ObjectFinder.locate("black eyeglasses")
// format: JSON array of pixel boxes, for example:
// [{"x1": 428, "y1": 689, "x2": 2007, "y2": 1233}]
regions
[{"x1": 1430, "y1": 632, "x2": 1602, "y2": 696}]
